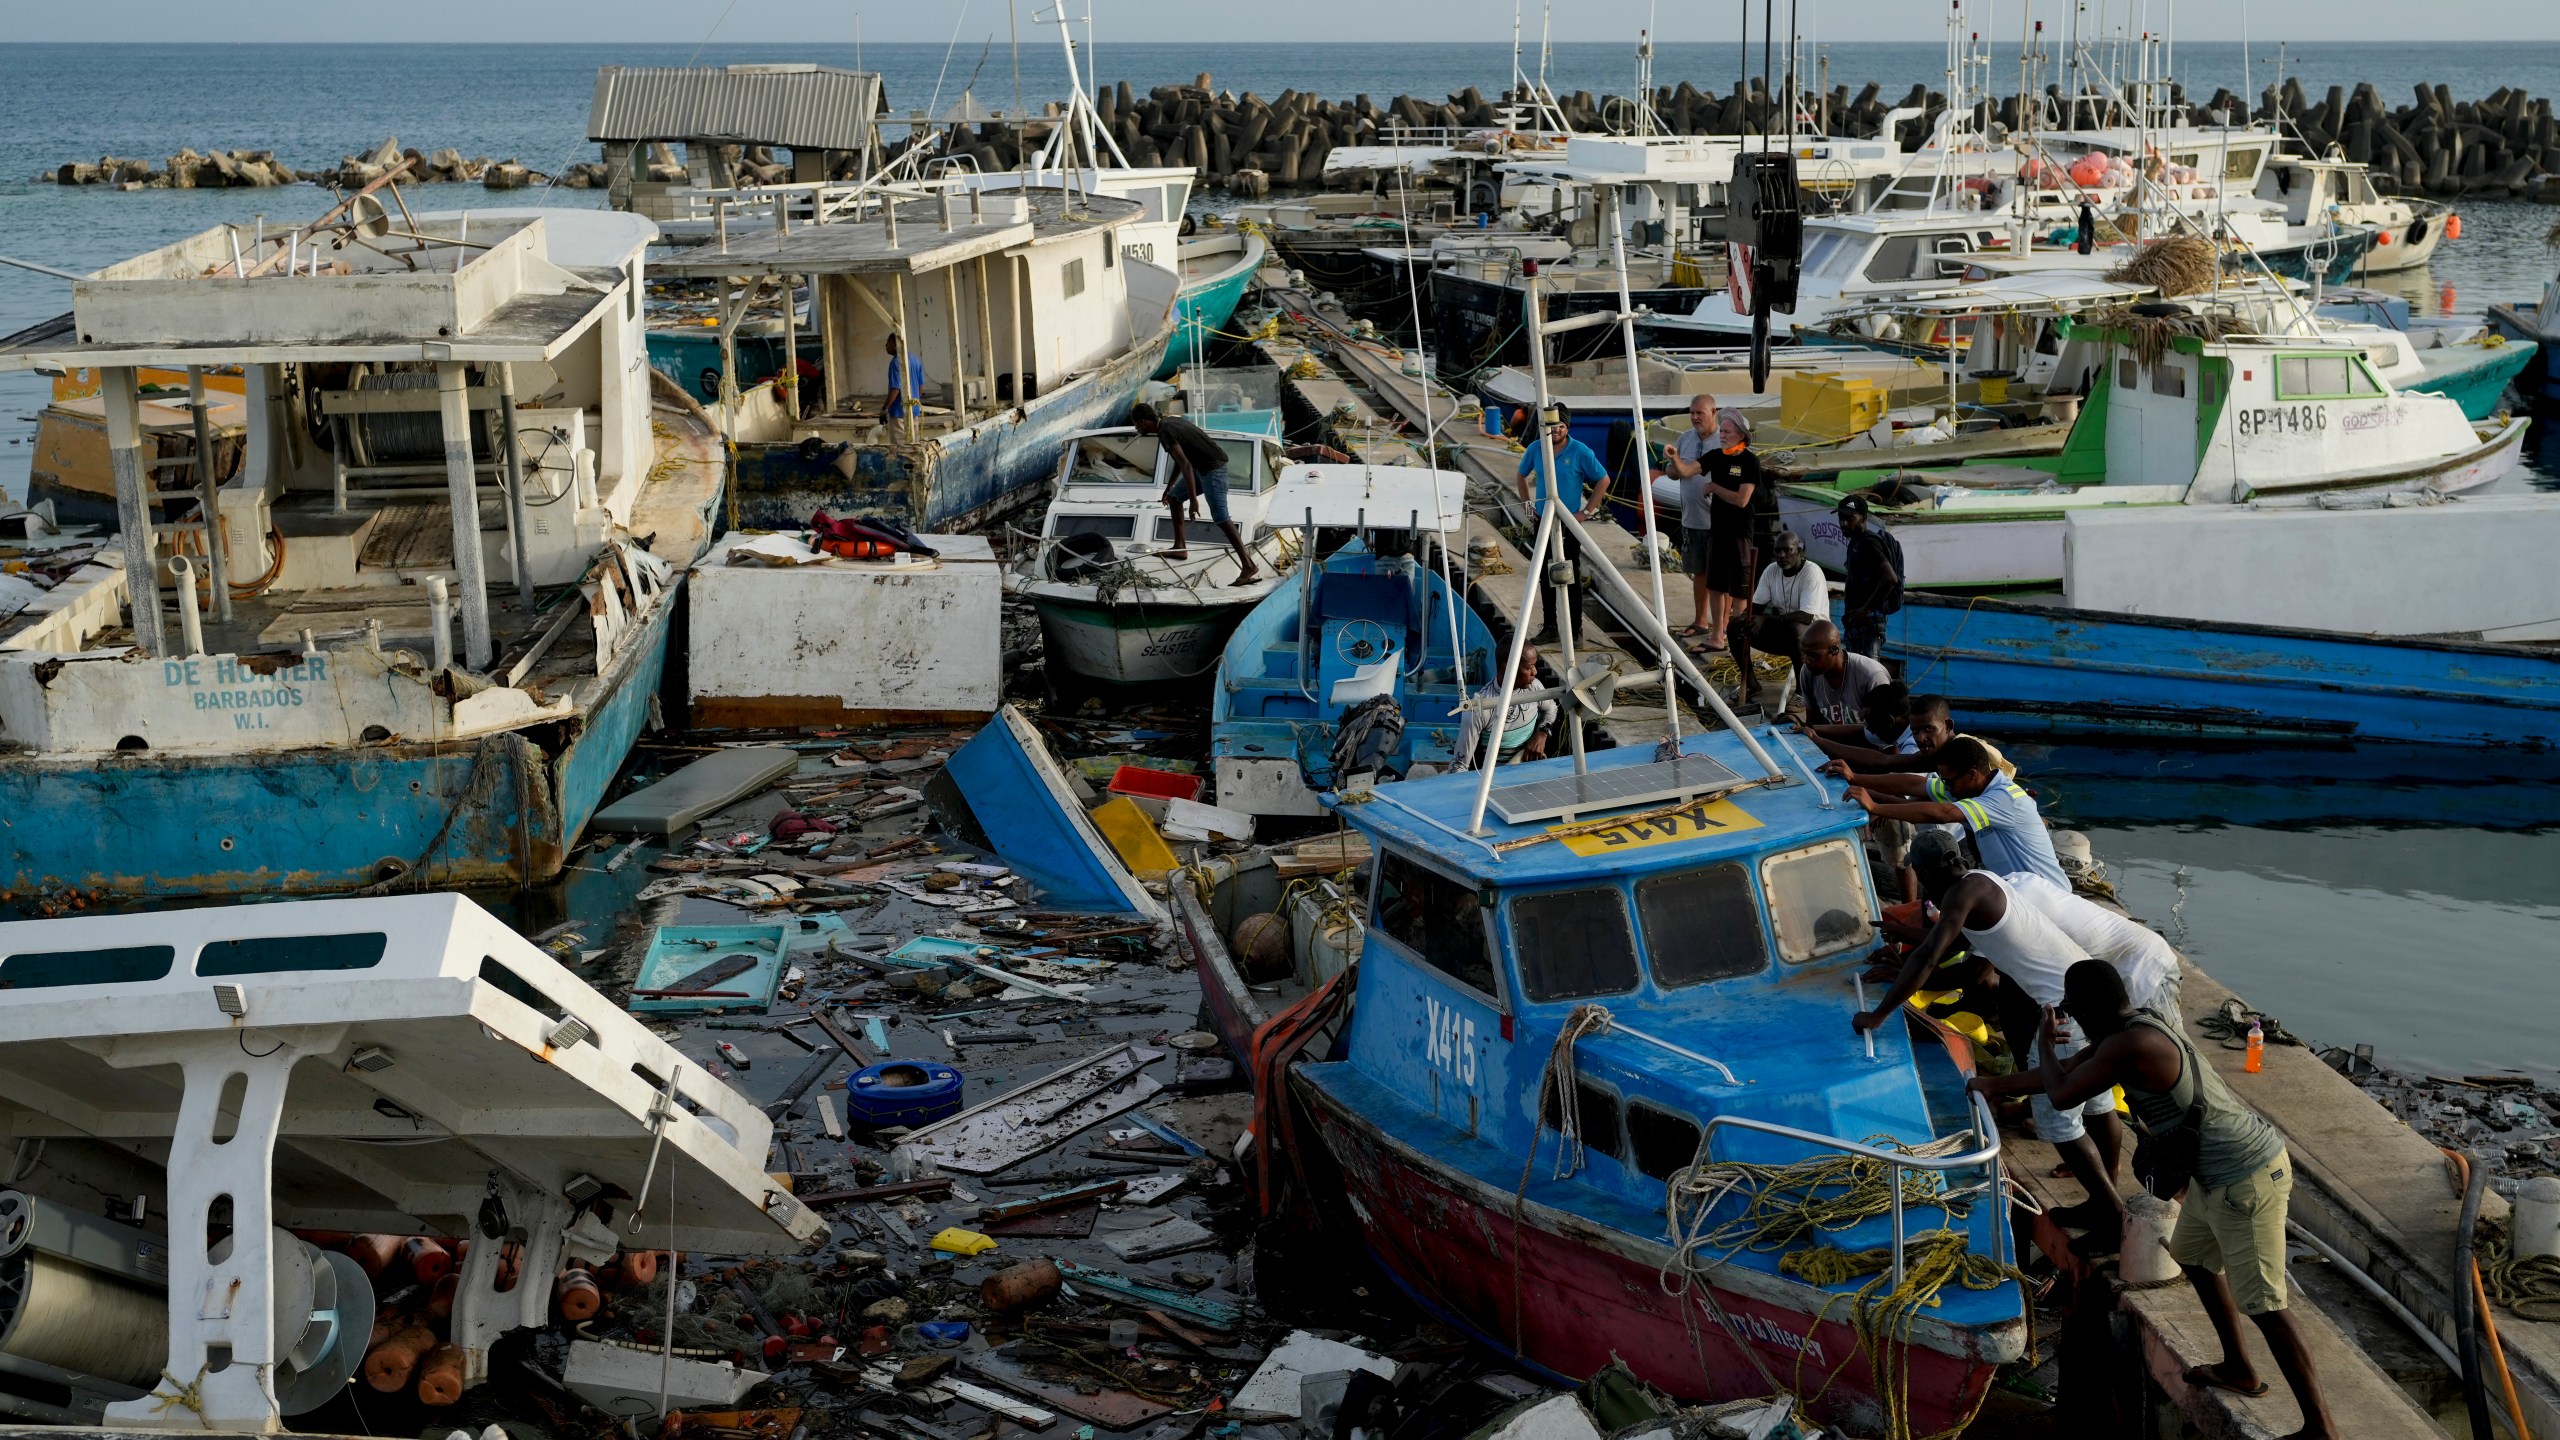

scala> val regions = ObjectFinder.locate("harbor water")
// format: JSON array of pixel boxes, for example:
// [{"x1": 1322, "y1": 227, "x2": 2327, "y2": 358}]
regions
[{"x1": 1, "y1": 41, "x2": 2554, "y2": 1088}]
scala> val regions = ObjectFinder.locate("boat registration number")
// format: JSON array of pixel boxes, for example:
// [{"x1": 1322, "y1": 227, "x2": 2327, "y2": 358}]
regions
[
  {"x1": 1547, "y1": 797, "x2": 1763, "y2": 857},
  {"x1": 2234, "y1": 403, "x2": 2327, "y2": 437}
]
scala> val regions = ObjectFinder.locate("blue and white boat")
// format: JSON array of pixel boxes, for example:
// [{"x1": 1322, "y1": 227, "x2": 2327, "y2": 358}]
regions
[
  {"x1": 0, "y1": 209, "x2": 722, "y2": 900},
  {"x1": 1208, "y1": 466, "x2": 1484, "y2": 818},
  {"x1": 1197, "y1": 725, "x2": 2022, "y2": 1430}
]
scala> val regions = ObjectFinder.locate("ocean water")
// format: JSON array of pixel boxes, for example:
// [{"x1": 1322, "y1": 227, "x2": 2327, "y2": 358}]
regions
[{"x1": 1, "y1": 43, "x2": 2554, "y2": 1079}]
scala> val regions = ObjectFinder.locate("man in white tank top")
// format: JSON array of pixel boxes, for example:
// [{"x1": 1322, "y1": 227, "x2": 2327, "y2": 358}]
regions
[
  {"x1": 1856, "y1": 869, "x2": 2129, "y2": 1234},
  {"x1": 2011, "y1": 872, "x2": 2181, "y2": 1022}
]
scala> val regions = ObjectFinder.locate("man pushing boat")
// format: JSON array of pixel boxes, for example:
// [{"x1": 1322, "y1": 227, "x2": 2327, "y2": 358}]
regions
[{"x1": 1131, "y1": 403, "x2": 1262, "y2": 583}]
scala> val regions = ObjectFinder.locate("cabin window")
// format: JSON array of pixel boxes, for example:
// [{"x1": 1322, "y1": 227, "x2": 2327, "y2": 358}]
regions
[
  {"x1": 1052, "y1": 513, "x2": 1136, "y2": 539},
  {"x1": 1103, "y1": 237, "x2": 1116, "y2": 268},
  {"x1": 1374, "y1": 851, "x2": 1497, "y2": 999},
  {"x1": 1153, "y1": 517, "x2": 1233, "y2": 544},
  {"x1": 1540, "y1": 1076, "x2": 1625, "y2": 1163},
  {"x1": 0, "y1": 945, "x2": 175, "y2": 989},
  {"x1": 1509, "y1": 887, "x2": 1639, "y2": 1002},
  {"x1": 1862, "y1": 235, "x2": 1920, "y2": 282},
  {"x1": 2277, "y1": 354, "x2": 2383, "y2": 400},
  {"x1": 1798, "y1": 232, "x2": 1850, "y2": 277},
  {"x1": 1627, "y1": 1101, "x2": 1703, "y2": 1181},
  {"x1": 1636, "y1": 864, "x2": 1769, "y2": 987},
  {"x1": 2150, "y1": 363, "x2": 2186, "y2": 398},
  {"x1": 2225, "y1": 147, "x2": 2263, "y2": 182},
  {"x1": 199, "y1": 932, "x2": 389, "y2": 976},
  {"x1": 2116, "y1": 359, "x2": 2140, "y2": 392},
  {"x1": 1758, "y1": 840, "x2": 1874, "y2": 963},
  {"x1": 1062, "y1": 257, "x2": 1087, "y2": 298}
]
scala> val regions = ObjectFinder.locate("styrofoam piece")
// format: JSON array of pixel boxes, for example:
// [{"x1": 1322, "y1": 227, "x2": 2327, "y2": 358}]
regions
[
  {"x1": 1481, "y1": 1396, "x2": 1606, "y2": 1440},
  {"x1": 689, "y1": 532, "x2": 1000, "y2": 719},
  {"x1": 1160, "y1": 796, "x2": 1256, "y2": 843},
  {"x1": 591, "y1": 746, "x2": 800, "y2": 834},
  {"x1": 1230, "y1": 1330, "x2": 1398, "y2": 1415},
  {"x1": 563, "y1": 1339, "x2": 769, "y2": 1417}
]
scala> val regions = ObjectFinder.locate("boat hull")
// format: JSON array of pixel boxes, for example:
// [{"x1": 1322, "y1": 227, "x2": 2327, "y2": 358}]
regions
[
  {"x1": 0, "y1": 589, "x2": 677, "y2": 899},
  {"x1": 2416, "y1": 339, "x2": 2539, "y2": 420},
  {"x1": 1031, "y1": 591, "x2": 1261, "y2": 686},
  {"x1": 1883, "y1": 594, "x2": 2560, "y2": 747},
  {"x1": 2484, "y1": 305, "x2": 2560, "y2": 406},
  {"x1": 1162, "y1": 234, "x2": 1267, "y2": 377},
  {"x1": 1430, "y1": 268, "x2": 1712, "y2": 374},
  {"x1": 1296, "y1": 1070, "x2": 2009, "y2": 1436}
]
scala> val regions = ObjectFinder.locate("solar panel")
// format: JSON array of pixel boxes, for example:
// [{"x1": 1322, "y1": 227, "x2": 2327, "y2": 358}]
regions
[{"x1": 1487, "y1": 753, "x2": 1748, "y2": 825}]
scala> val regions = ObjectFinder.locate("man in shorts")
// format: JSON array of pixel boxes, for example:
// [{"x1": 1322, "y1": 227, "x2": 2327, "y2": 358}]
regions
[
  {"x1": 1132, "y1": 403, "x2": 1260, "y2": 582},
  {"x1": 1661, "y1": 395, "x2": 1721, "y2": 643}
]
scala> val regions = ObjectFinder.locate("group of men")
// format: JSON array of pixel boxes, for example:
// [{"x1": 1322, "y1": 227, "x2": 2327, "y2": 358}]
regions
[{"x1": 1814, "y1": 702, "x2": 2333, "y2": 1436}]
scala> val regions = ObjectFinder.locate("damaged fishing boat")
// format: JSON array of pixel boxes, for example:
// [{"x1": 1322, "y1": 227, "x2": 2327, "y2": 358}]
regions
[
  {"x1": 1203, "y1": 722, "x2": 2022, "y2": 1432},
  {"x1": 665, "y1": 185, "x2": 1176, "y2": 532},
  {"x1": 0, "y1": 204, "x2": 724, "y2": 899}
]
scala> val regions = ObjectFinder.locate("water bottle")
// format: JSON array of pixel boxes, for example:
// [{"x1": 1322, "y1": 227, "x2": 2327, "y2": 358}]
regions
[{"x1": 2245, "y1": 1018, "x2": 2264, "y2": 1074}]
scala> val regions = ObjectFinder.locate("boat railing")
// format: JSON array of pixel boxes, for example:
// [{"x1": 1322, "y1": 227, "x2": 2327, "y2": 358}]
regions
[{"x1": 1694, "y1": 1091, "x2": 2007, "y2": 1290}]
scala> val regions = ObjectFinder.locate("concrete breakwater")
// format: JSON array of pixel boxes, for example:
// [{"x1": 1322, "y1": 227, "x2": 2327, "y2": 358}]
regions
[{"x1": 38, "y1": 137, "x2": 609, "y2": 190}]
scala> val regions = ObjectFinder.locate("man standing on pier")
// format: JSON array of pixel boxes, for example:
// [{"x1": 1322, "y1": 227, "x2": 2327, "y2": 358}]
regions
[
  {"x1": 1515, "y1": 408, "x2": 1610, "y2": 644},
  {"x1": 1662, "y1": 395, "x2": 1721, "y2": 645},
  {"x1": 1835, "y1": 495, "x2": 1903, "y2": 659},
  {"x1": 1983, "y1": 961, "x2": 2337, "y2": 1440}
]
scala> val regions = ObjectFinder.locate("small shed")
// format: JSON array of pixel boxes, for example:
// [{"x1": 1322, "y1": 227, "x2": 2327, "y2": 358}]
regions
[{"x1": 590, "y1": 63, "x2": 885, "y2": 198}]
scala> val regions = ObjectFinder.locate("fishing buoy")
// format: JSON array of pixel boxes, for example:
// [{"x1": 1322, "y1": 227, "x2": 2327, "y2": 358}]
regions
[
  {"x1": 363, "y1": 1325, "x2": 437, "y2": 1392},
  {"x1": 2444, "y1": 212, "x2": 2463, "y2": 240},
  {"x1": 554, "y1": 1268, "x2": 601, "y2": 1322},
  {"x1": 614, "y1": 1249, "x2": 661, "y2": 1288},
  {"x1": 843, "y1": 1060, "x2": 966, "y2": 1129},
  {"x1": 1231, "y1": 912, "x2": 1291, "y2": 980},
  {"x1": 414, "y1": 1343, "x2": 467, "y2": 1406},
  {"x1": 400, "y1": 1236, "x2": 451, "y2": 1284}
]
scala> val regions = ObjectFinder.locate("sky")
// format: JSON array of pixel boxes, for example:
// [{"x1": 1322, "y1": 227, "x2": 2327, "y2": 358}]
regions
[{"x1": 5, "y1": 0, "x2": 2555, "y2": 45}]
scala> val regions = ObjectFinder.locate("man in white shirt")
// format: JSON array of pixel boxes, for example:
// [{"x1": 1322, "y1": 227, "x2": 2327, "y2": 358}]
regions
[
  {"x1": 1453, "y1": 649, "x2": 1559, "y2": 770},
  {"x1": 1727, "y1": 531, "x2": 1828, "y2": 704},
  {"x1": 2012, "y1": 873, "x2": 2182, "y2": 1022}
]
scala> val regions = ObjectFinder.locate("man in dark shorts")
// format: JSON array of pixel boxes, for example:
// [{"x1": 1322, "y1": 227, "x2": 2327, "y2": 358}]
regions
[
  {"x1": 1661, "y1": 395, "x2": 1721, "y2": 641},
  {"x1": 1837, "y1": 495, "x2": 1903, "y2": 659},
  {"x1": 1131, "y1": 403, "x2": 1260, "y2": 582},
  {"x1": 1700, "y1": 412, "x2": 1764, "y2": 649}
]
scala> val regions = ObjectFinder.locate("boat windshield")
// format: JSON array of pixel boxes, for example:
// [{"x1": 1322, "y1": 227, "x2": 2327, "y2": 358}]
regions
[
  {"x1": 1509, "y1": 886, "x2": 1640, "y2": 1002},
  {"x1": 1634, "y1": 863, "x2": 1769, "y2": 987},
  {"x1": 1758, "y1": 840, "x2": 1875, "y2": 963},
  {"x1": 1374, "y1": 850, "x2": 1497, "y2": 998},
  {"x1": 1069, "y1": 434, "x2": 1161, "y2": 485}
]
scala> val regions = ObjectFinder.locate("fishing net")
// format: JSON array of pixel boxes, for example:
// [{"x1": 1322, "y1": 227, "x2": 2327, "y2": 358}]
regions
[{"x1": 2105, "y1": 233, "x2": 2221, "y2": 297}]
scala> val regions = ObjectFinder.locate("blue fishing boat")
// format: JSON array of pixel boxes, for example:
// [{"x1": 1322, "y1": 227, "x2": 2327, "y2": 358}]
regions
[
  {"x1": 1233, "y1": 726, "x2": 2022, "y2": 1431},
  {"x1": 1207, "y1": 467, "x2": 1484, "y2": 818},
  {"x1": 1884, "y1": 593, "x2": 2560, "y2": 748},
  {"x1": 0, "y1": 209, "x2": 724, "y2": 901},
  {"x1": 929, "y1": 705, "x2": 1164, "y2": 918}
]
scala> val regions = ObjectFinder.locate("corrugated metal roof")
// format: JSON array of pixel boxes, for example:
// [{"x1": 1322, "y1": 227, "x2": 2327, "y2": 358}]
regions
[{"x1": 589, "y1": 65, "x2": 884, "y2": 151}]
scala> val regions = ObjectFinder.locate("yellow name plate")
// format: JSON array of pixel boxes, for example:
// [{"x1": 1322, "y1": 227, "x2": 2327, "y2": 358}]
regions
[{"x1": 1549, "y1": 796, "x2": 1764, "y2": 856}]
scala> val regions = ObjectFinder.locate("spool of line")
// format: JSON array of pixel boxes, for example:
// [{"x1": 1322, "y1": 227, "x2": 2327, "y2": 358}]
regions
[{"x1": 0, "y1": 1248, "x2": 169, "y2": 1391}]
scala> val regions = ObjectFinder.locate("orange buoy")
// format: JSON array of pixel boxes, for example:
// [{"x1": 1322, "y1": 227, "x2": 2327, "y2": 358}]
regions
[
  {"x1": 400, "y1": 1237, "x2": 452, "y2": 1284},
  {"x1": 362, "y1": 1325, "x2": 437, "y2": 1392},
  {"x1": 2444, "y1": 212, "x2": 2464, "y2": 241},
  {"x1": 426, "y1": 1273, "x2": 459, "y2": 1321},
  {"x1": 345, "y1": 1234, "x2": 400, "y2": 1278},
  {"x1": 615, "y1": 1250, "x2": 661, "y2": 1288},
  {"x1": 554, "y1": 1269, "x2": 602, "y2": 1322},
  {"x1": 414, "y1": 1343, "x2": 467, "y2": 1406}
]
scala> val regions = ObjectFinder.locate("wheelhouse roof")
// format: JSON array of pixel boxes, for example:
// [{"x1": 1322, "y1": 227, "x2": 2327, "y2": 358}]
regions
[{"x1": 1332, "y1": 726, "x2": 1853, "y2": 888}]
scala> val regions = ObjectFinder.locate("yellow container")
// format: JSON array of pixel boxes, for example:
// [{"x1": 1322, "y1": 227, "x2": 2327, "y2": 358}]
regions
[
  {"x1": 1779, "y1": 373, "x2": 1886, "y2": 441},
  {"x1": 1977, "y1": 374, "x2": 2011, "y2": 405},
  {"x1": 1090, "y1": 795, "x2": 1180, "y2": 877}
]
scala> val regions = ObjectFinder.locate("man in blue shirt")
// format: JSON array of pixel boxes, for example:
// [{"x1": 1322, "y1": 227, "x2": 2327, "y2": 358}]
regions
[
  {"x1": 1843, "y1": 736, "x2": 2066, "y2": 887},
  {"x1": 1514, "y1": 410, "x2": 1611, "y2": 642},
  {"x1": 884, "y1": 333, "x2": 928, "y2": 420}
]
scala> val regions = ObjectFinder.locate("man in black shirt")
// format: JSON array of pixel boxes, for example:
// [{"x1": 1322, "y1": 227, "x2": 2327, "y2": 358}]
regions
[
  {"x1": 1835, "y1": 495, "x2": 1903, "y2": 660},
  {"x1": 1132, "y1": 404, "x2": 1261, "y2": 582},
  {"x1": 1699, "y1": 413, "x2": 1765, "y2": 649}
]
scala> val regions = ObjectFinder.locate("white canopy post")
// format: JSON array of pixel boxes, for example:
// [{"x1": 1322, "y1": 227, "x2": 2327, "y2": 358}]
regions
[
  {"x1": 436, "y1": 361, "x2": 495, "y2": 669},
  {"x1": 101, "y1": 366, "x2": 167, "y2": 658}
]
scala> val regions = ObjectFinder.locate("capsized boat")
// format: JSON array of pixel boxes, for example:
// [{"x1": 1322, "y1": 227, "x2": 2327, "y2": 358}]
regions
[
  {"x1": 1007, "y1": 424, "x2": 1300, "y2": 687},
  {"x1": 1206, "y1": 726, "x2": 2021, "y2": 1431},
  {"x1": 1208, "y1": 466, "x2": 1483, "y2": 818},
  {"x1": 0, "y1": 208, "x2": 724, "y2": 899},
  {"x1": 663, "y1": 185, "x2": 1176, "y2": 533},
  {"x1": 1781, "y1": 312, "x2": 2530, "y2": 589}
]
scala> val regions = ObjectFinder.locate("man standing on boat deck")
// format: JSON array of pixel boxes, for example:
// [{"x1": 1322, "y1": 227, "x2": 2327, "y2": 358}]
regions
[
  {"x1": 1514, "y1": 408, "x2": 1611, "y2": 643},
  {"x1": 1844, "y1": 736, "x2": 2066, "y2": 887},
  {"x1": 1131, "y1": 404, "x2": 1261, "y2": 583},
  {"x1": 1986, "y1": 961, "x2": 2337, "y2": 1440},
  {"x1": 1835, "y1": 495, "x2": 1903, "y2": 659},
  {"x1": 1661, "y1": 395, "x2": 1721, "y2": 647},
  {"x1": 884, "y1": 333, "x2": 927, "y2": 420},
  {"x1": 1855, "y1": 866, "x2": 2139, "y2": 1240}
]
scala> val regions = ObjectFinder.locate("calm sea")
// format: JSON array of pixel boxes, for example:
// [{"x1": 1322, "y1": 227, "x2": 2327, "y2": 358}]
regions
[{"x1": 1, "y1": 42, "x2": 2553, "y2": 1079}]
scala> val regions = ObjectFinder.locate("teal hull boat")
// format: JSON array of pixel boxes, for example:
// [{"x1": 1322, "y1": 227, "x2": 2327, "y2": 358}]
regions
[{"x1": 1161, "y1": 231, "x2": 1267, "y2": 377}]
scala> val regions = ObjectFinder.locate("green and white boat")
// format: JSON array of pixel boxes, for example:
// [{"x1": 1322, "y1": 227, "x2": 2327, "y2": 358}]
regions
[
  {"x1": 1008, "y1": 423, "x2": 1299, "y2": 686},
  {"x1": 1781, "y1": 311, "x2": 2531, "y2": 590}
]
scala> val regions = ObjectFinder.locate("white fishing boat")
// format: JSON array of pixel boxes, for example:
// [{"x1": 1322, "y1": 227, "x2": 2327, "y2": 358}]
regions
[
  {"x1": 0, "y1": 203, "x2": 725, "y2": 899},
  {"x1": 1782, "y1": 314, "x2": 2528, "y2": 588},
  {"x1": 1007, "y1": 424, "x2": 1299, "y2": 687},
  {"x1": 2255, "y1": 153, "x2": 2451, "y2": 274}
]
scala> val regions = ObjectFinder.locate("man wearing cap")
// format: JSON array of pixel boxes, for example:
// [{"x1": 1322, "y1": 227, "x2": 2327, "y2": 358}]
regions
[
  {"x1": 1515, "y1": 409, "x2": 1611, "y2": 642},
  {"x1": 1836, "y1": 495, "x2": 1904, "y2": 660}
]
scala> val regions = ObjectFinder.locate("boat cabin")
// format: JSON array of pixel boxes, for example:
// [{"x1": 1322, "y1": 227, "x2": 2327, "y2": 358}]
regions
[
  {"x1": 663, "y1": 185, "x2": 1176, "y2": 531},
  {"x1": 1032, "y1": 424, "x2": 1291, "y2": 572}
]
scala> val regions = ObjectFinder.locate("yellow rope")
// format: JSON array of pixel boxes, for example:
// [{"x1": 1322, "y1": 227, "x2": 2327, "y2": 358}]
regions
[{"x1": 1782, "y1": 1231, "x2": 2029, "y2": 1440}]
